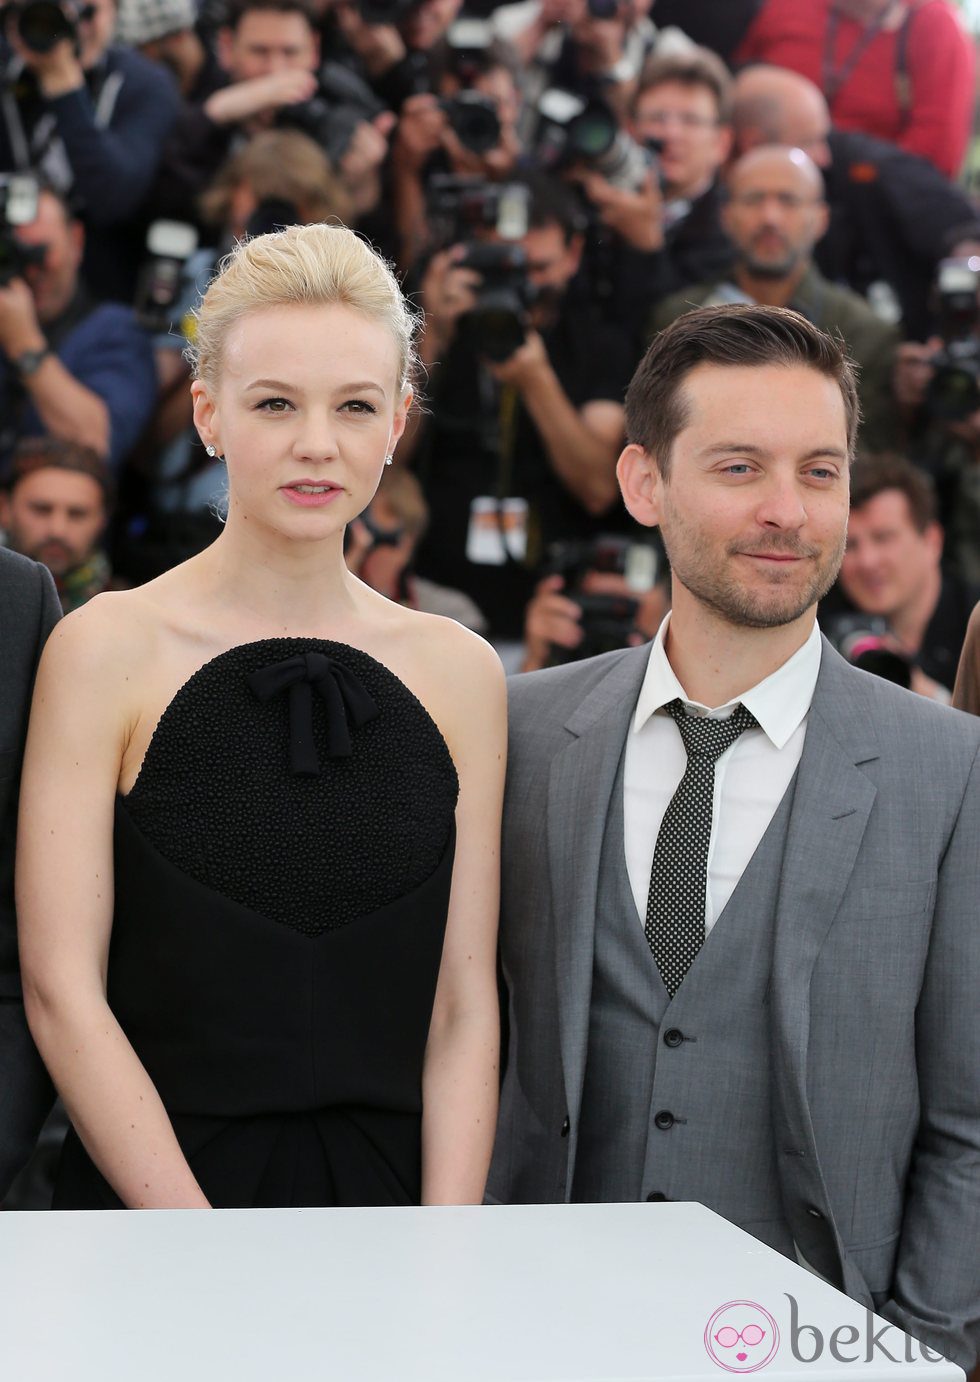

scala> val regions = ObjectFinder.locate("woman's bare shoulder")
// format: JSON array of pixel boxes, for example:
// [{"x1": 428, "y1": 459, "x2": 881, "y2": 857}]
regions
[
  {"x1": 380, "y1": 609, "x2": 505, "y2": 762},
  {"x1": 41, "y1": 588, "x2": 161, "y2": 672}
]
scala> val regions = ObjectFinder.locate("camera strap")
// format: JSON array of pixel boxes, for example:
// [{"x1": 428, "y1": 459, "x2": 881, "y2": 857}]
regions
[
  {"x1": 822, "y1": 1, "x2": 904, "y2": 104},
  {"x1": 1, "y1": 58, "x2": 122, "y2": 191},
  {"x1": 465, "y1": 370, "x2": 530, "y2": 567}
]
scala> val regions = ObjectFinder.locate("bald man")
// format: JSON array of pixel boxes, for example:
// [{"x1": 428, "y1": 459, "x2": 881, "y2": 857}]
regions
[
  {"x1": 650, "y1": 145, "x2": 898, "y2": 449},
  {"x1": 730, "y1": 65, "x2": 977, "y2": 339}
]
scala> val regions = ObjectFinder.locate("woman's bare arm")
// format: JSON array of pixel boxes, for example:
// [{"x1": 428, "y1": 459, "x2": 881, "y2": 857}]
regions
[
  {"x1": 418, "y1": 625, "x2": 504, "y2": 1204},
  {"x1": 17, "y1": 598, "x2": 209, "y2": 1208}
]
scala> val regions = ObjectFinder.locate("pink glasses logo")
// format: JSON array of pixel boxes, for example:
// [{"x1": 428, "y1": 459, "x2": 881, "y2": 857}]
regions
[{"x1": 705, "y1": 1301, "x2": 780, "y2": 1373}]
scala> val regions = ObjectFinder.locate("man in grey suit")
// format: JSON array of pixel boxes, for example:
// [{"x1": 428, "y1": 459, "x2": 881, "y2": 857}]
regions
[
  {"x1": 488, "y1": 304, "x2": 980, "y2": 1371},
  {"x1": 0, "y1": 545, "x2": 59, "y2": 1198}
]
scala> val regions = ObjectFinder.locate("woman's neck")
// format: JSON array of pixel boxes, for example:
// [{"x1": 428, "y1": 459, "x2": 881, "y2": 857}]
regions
[{"x1": 193, "y1": 522, "x2": 362, "y2": 637}]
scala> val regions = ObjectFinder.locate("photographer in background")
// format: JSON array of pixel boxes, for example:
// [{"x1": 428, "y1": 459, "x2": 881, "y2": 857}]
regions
[
  {"x1": 386, "y1": 29, "x2": 522, "y2": 270},
  {"x1": 151, "y1": 0, "x2": 389, "y2": 233},
  {"x1": 521, "y1": 531, "x2": 667, "y2": 670},
  {"x1": 495, "y1": 0, "x2": 661, "y2": 118},
  {"x1": 893, "y1": 236, "x2": 980, "y2": 588},
  {"x1": 115, "y1": 0, "x2": 225, "y2": 99},
  {"x1": 0, "y1": 436, "x2": 123, "y2": 610},
  {"x1": 0, "y1": 181, "x2": 156, "y2": 472},
  {"x1": 410, "y1": 171, "x2": 631, "y2": 642},
  {"x1": 575, "y1": 46, "x2": 734, "y2": 351},
  {"x1": 0, "y1": 0, "x2": 180, "y2": 301},
  {"x1": 822, "y1": 454, "x2": 978, "y2": 700}
]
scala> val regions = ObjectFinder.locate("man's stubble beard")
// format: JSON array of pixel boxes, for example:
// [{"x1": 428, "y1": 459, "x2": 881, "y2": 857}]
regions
[{"x1": 660, "y1": 507, "x2": 847, "y2": 630}]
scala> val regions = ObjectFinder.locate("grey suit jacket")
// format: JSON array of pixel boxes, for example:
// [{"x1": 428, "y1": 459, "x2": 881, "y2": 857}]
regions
[
  {"x1": 0, "y1": 547, "x2": 60, "y2": 1197},
  {"x1": 489, "y1": 638, "x2": 980, "y2": 1371}
]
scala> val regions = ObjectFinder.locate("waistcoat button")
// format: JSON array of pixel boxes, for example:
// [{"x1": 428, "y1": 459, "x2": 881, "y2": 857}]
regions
[
  {"x1": 646, "y1": 1191, "x2": 668, "y2": 1202},
  {"x1": 654, "y1": 1110, "x2": 675, "y2": 1130},
  {"x1": 663, "y1": 1028, "x2": 684, "y2": 1048},
  {"x1": 560, "y1": 1116, "x2": 570, "y2": 1138}
]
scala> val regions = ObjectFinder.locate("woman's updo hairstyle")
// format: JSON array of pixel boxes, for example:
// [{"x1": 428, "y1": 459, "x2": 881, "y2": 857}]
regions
[{"x1": 188, "y1": 223, "x2": 420, "y2": 397}]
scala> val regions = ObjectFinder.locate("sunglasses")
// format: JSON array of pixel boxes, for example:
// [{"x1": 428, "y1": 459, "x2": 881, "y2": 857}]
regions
[{"x1": 714, "y1": 1325, "x2": 767, "y2": 1349}]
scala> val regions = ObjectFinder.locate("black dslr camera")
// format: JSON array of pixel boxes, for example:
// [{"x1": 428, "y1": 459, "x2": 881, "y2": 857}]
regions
[
  {"x1": 531, "y1": 87, "x2": 653, "y2": 193},
  {"x1": 544, "y1": 534, "x2": 660, "y2": 667},
  {"x1": 381, "y1": 27, "x2": 502, "y2": 156},
  {"x1": 0, "y1": 174, "x2": 44, "y2": 287},
  {"x1": 6, "y1": 0, "x2": 94, "y2": 52},
  {"x1": 427, "y1": 176, "x2": 533, "y2": 361},
  {"x1": 276, "y1": 62, "x2": 387, "y2": 166},
  {"x1": 456, "y1": 240, "x2": 532, "y2": 362},
  {"x1": 822, "y1": 613, "x2": 913, "y2": 690},
  {"x1": 925, "y1": 257, "x2": 980, "y2": 422}
]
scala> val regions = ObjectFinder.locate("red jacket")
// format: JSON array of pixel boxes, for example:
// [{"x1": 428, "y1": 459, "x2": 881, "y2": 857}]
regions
[{"x1": 736, "y1": 0, "x2": 974, "y2": 178}]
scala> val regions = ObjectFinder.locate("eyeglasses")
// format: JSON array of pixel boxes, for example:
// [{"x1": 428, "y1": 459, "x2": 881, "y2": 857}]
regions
[
  {"x1": 714, "y1": 1326, "x2": 767, "y2": 1349},
  {"x1": 638, "y1": 110, "x2": 718, "y2": 131}
]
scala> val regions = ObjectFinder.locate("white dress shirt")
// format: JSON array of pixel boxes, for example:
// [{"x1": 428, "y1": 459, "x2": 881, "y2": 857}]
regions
[{"x1": 623, "y1": 617, "x2": 823, "y2": 932}]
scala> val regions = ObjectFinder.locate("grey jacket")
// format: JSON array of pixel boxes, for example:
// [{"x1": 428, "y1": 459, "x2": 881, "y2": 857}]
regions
[
  {"x1": 488, "y1": 639, "x2": 980, "y2": 1371},
  {"x1": 0, "y1": 547, "x2": 60, "y2": 1197}
]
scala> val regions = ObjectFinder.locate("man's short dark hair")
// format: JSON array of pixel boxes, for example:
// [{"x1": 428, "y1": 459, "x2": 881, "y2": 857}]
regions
[
  {"x1": 637, "y1": 46, "x2": 734, "y2": 123},
  {"x1": 7, "y1": 437, "x2": 115, "y2": 510},
  {"x1": 519, "y1": 170, "x2": 586, "y2": 244},
  {"x1": 625, "y1": 303, "x2": 861, "y2": 478},
  {"x1": 849, "y1": 452, "x2": 938, "y2": 532},
  {"x1": 225, "y1": 0, "x2": 316, "y2": 30}
]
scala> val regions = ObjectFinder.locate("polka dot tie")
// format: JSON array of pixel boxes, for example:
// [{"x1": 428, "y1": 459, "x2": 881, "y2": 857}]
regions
[{"x1": 645, "y1": 698, "x2": 758, "y2": 998}]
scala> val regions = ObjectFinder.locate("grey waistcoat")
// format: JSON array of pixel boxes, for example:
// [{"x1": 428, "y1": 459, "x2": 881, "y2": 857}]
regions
[{"x1": 572, "y1": 743, "x2": 798, "y2": 1256}]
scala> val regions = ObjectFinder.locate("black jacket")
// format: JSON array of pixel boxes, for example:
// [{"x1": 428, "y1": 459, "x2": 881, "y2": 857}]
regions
[{"x1": 818, "y1": 128, "x2": 977, "y2": 340}]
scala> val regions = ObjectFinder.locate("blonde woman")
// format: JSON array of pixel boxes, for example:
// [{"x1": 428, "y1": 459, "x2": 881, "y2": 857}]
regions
[{"x1": 18, "y1": 225, "x2": 504, "y2": 1209}]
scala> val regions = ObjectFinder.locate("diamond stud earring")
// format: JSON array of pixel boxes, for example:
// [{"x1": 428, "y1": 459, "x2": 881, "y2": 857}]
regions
[
  {"x1": 205, "y1": 443, "x2": 217, "y2": 458},
  {"x1": 384, "y1": 455, "x2": 394, "y2": 467}
]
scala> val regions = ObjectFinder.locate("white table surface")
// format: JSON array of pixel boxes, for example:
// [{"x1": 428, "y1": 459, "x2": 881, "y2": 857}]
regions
[{"x1": 1, "y1": 1201, "x2": 964, "y2": 1382}]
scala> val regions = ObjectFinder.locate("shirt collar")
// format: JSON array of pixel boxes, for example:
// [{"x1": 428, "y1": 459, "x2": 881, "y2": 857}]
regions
[{"x1": 632, "y1": 615, "x2": 823, "y2": 750}]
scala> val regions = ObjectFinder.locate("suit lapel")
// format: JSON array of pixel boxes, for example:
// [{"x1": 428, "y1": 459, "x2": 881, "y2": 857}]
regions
[
  {"x1": 547, "y1": 647, "x2": 650, "y2": 1146},
  {"x1": 771, "y1": 643, "x2": 880, "y2": 1172}
]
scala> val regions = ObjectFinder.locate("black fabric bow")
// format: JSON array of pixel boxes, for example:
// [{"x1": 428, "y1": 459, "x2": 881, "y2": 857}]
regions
[{"x1": 246, "y1": 652, "x2": 380, "y2": 775}]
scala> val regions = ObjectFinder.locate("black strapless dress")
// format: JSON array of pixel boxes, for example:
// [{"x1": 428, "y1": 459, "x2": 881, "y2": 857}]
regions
[{"x1": 54, "y1": 639, "x2": 459, "y2": 1209}]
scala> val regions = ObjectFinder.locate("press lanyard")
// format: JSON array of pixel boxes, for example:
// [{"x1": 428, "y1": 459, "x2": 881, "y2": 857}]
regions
[{"x1": 821, "y1": 1, "x2": 904, "y2": 103}]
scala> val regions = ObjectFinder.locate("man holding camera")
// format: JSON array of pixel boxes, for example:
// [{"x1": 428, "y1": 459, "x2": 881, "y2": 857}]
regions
[
  {"x1": 152, "y1": 0, "x2": 390, "y2": 233},
  {"x1": 0, "y1": 182, "x2": 156, "y2": 472},
  {"x1": 409, "y1": 172, "x2": 632, "y2": 642},
  {"x1": 892, "y1": 233, "x2": 980, "y2": 591},
  {"x1": 575, "y1": 47, "x2": 735, "y2": 351},
  {"x1": 822, "y1": 452, "x2": 978, "y2": 698},
  {"x1": 0, "y1": 0, "x2": 179, "y2": 300}
]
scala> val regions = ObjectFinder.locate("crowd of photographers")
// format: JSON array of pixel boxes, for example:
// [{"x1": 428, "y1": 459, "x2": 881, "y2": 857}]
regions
[{"x1": 0, "y1": 0, "x2": 979, "y2": 696}]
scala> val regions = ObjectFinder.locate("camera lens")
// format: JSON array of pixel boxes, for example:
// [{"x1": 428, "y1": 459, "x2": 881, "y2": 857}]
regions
[
  {"x1": 568, "y1": 106, "x2": 617, "y2": 159},
  {"x1": 444, "y1": 95, "x2": 501, "y2": 156},
  {"x1": 17, "y1": 0, "x2": 75, "y2": 53}
]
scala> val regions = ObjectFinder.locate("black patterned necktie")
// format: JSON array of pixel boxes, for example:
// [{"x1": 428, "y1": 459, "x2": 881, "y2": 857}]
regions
[{"x1": 645, "y1": 698, "x2": 758, "y2": 998}]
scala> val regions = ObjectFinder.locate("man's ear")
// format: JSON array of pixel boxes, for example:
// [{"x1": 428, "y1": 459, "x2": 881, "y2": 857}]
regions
[
  {"x1": 925, "y1": 519, "x2": 944, "y2": 561},
  {"x1": 0, "y1": 491, "x2": 10, "y2": 530},
  {"x1": 617, "y1": 442, "x2": 663, "y2": 529}
]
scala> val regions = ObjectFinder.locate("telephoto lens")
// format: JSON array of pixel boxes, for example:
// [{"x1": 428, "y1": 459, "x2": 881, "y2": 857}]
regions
[{"x1": 16, "y1": 0, "x2": 78, "y2": 52}]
